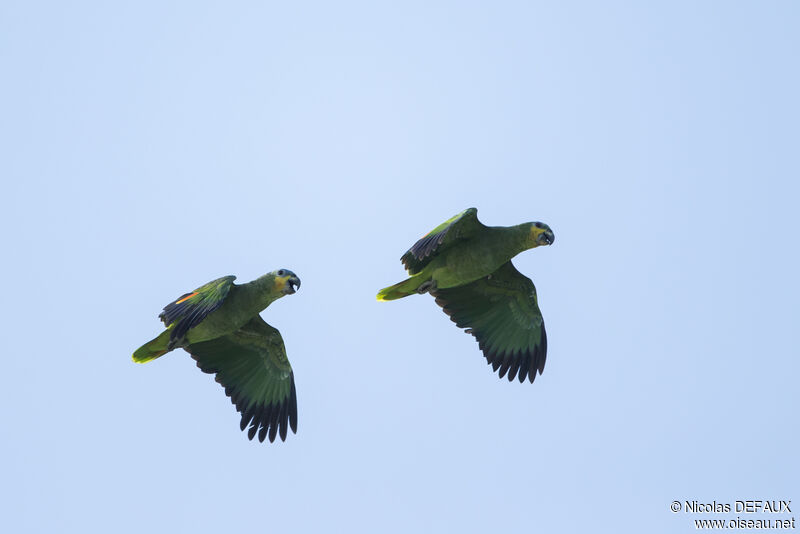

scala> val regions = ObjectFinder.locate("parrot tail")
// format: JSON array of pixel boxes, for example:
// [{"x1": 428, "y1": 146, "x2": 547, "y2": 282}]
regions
[
  {"x1": 376, "y1": 276, "x2": 427, "y2": 301},
  {"x1": 133, "y1": 331, "x2": 171, "y2": 363}
]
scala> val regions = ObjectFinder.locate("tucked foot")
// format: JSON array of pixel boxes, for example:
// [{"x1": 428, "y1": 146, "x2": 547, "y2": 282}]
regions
[{"x1": 417, "y1": 280, "x2": 437, "y2": 294}]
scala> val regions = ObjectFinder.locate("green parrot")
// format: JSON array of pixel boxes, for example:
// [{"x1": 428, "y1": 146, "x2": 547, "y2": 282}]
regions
[
  {"x1": 133, "y1": 269, "x2": 301, "y2": 443},
  {"x1": 377, "y1": 208, "x2": 554, "y2": 383}
]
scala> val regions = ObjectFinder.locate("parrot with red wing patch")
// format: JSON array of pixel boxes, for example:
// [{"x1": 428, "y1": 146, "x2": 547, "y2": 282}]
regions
[{"x1": 133, "y1": 269, "x2": 301, "y2": 443}]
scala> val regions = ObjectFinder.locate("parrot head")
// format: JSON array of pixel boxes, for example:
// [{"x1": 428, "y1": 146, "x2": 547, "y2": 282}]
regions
[
  {"x1": 529, "y1": 222, "x2": 555, "y2": 247},
  {"x1": 273, "y1": 269, "x2": 301, "y2": 295}
]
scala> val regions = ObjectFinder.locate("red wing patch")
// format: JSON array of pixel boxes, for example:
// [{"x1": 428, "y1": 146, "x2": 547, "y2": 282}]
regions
[{"x1": 175, "y1": 292, "x2": 198, "y2": 304}]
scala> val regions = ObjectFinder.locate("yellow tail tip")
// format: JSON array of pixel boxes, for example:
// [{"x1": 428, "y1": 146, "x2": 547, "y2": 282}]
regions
[
  {"x1": 132, "y1": 346, "x2": 167, "y2": 364},
  {"x1": 376, "y1": 287, "x2": 397, "y2": 301}
]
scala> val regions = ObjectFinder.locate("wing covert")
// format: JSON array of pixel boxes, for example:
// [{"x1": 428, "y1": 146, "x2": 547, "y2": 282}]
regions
[
  {"x1": 400, "y1": 208, "x2": 485, "y2": 274},
  {"x1": 159, "y1": 275, "x2": 236, "y2": 348}
]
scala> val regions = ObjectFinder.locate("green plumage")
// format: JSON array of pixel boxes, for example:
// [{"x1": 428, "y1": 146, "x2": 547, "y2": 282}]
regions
[
  {"x1": 377, "y1": 208, "x2": 554, "y2": 383},
  {"x1": 133, "y1": 269, "x2": 301, "y2": 443}
]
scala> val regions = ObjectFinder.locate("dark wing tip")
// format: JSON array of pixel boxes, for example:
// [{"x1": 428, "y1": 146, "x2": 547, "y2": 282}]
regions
[
  {"x1": 497, "y1": 352, "x2": 511, "y2": 379},
  {"x1": 268, "y1": 405, "x2": 280, "y2": 443},
  {"x1": 475, "y1": 336, "x2": 546, "y2": 385},
  {"x1": 278, "y1": 401, "x2": 289, "y2": 441},
  {"x1": 288, "y1": 374, "x2": 298, "y2": 433},
  {"x1": 240, "y1": 408, "x2": 253, "y2": 431},
  {"x1": 241, "y1": 395, "x2": 296, "y2": 444},
  {"x1": 538, "y1": 324, "x2": 548, "y2": 374},
  {"x1": 507, "y1": 356, "x2": 521, "y2": 382},
  {"x1": 517, "y1": 352, "x2": 530, "y2": 383}
]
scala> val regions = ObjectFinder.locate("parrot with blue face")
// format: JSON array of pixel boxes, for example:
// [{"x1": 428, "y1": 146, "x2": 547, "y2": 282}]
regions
[
  {"x1": 133, "y1": 269, "x2": 301, "y2": 443},
  {"x1": 378, "y1": 208, "x2": 554, "y2": 383}
]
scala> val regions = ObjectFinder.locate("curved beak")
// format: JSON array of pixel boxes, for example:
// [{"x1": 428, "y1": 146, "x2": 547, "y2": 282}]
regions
[
  {"x1": 285, "y1": 275, "x2": 301, "y2": 295},
  {"x1": 537, "y1": 229, "x2": 555, "y2": 246}
]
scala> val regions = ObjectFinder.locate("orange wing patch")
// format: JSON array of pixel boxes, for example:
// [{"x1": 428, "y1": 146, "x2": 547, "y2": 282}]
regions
[{"x1": 175, "y1": 292, "x2": 198, "y2": 304}]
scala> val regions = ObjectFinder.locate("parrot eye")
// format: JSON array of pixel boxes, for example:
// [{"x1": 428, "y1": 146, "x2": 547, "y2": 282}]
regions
[
  {"x1": 534, "y1": 222, "x2": 545, "y2": 229},
  {"x1": 277, "y1": 269, "x2": 286, "y2": 277}
]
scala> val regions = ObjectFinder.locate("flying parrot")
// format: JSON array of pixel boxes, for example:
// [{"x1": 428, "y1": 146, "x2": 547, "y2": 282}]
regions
[
  {"x1": 377, "y1": 208, "x2": 554, "y2": 383},
  {"x1": 133, "y1": 269, "x2": 301, "y2": 443}
]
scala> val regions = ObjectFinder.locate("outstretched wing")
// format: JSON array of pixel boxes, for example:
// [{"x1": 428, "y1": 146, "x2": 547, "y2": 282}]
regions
[
  {"x1": 400, "y1": 207, "x2": 485, "y2": 274},
  {"x1": 432, "y1": 261, "x2": 547, "y2": 383},
  {"x1": 184, "y1": 316, "x2": 297, "y2": 443},
  {"x1": 159, "y1": 275, "x2": 236, "y2": 348}
]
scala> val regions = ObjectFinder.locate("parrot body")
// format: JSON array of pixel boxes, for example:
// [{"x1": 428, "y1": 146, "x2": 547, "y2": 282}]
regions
[
  {"x1": 377, "y1": 208, "x2": 554, "y2": 383},
  {"x1": 134, "y1": 274, "x2": 292, "y2": 361},
  {"x1": 133, "y1": 269, "x2": 302, "y2": 443},
  {"x1": 379, "y1": 224, "x2": 534, "y2": 298}
]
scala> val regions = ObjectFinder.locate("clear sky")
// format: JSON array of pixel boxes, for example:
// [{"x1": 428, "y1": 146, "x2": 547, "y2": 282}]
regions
[{"x1": 1, "y1": 1, "x2": 797, "y2": 533}]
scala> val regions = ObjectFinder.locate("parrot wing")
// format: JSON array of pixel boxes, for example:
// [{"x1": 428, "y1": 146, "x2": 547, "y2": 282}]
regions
[
  {"x1": 185, "y1": 315, "x2": 297, "y2": 443},
  {"x1": 432, "y1": 261, "x2": 547, "y2": 383},
  {"x1": 159, "y1": 275, "x2": 236, "y2": 348},
  {"x1": 400, "y1": 207, "x2": 485, "y2": 274}
]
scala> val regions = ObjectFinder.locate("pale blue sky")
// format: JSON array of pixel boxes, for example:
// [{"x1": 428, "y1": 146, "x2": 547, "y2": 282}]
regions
[{"x1": 1, "y1": 1, "x2": 797, "y2": 533}]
